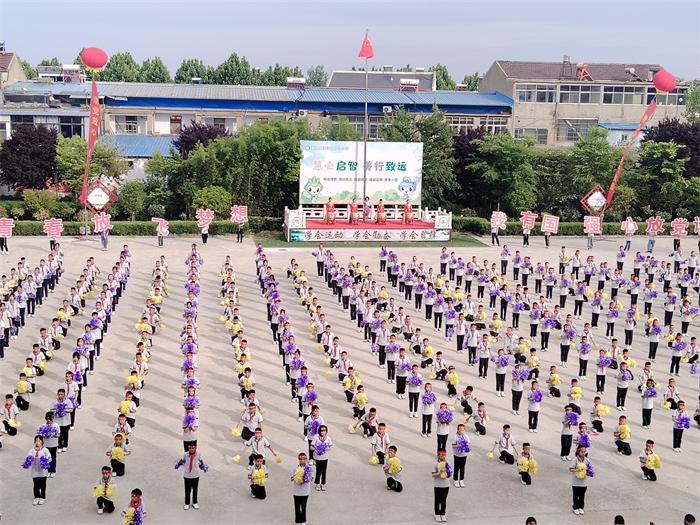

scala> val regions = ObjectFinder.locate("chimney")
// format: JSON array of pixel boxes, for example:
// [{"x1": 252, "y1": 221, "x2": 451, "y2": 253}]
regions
[
  {"x1": 562, "y1": 55, "x2": 571, "y2": 64},
  {"x1": 415, "y1": 67, "x2": 425, "y2": 73},
  {"x1": 190, "y1": 77, "x2": 202, "y2": 84},
  {"x1": 0, "y1": 41, "x2": 5, "y2": 53},
  {"x1": 382, "y1": 65, "x2": 393, "y2": 72}
]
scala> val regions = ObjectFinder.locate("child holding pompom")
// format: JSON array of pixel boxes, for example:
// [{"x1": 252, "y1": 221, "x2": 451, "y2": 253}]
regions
[
  {"x1": 432, "y1": 449, "x2": 451, "y2": 522},
  {"x1": 547, "y1": 365, "x2": 562, "y2": 398},
  {"x1": 639, "y1": 439, "x2": 660, "y2": 481},
  {"x1": 568, "y1": 445, "x2": 593, "y2": 515},
  {"x1": 574, "y1": 422, "x2": 593, "y2": 451},
  {"x1": 121, "y1": 488, "x2": 147, "y2": 525},
  {"x1": 23, "y1": 435, "x2": 52, "y2": 505},
  {"x1": 613, "y1": 415, "x2": 632, "y2": 455},
  {"x1": 496, "y1": 424, "x2": 517, "y2": 464},
  {"x1": 311, "y1": 424, "x2": 332, "y2": 491},
  {"x1": 451, "y1": 423, "x2": 469, "y2": 487},
  {"x1": 672, "y1": 400, "x2": 689, "y2": 452},
  {"x1": 383, "y1": 445, "x2": 403, "y2": 492},
  {"x1": 435, "y1": 402, "x2": 453, "y2": 452},
  {"x1": 38, "y1": 411, "x2": 60, "y2": 477},
  {"x1": 474, "y1": 402, "x2": 487, "y2": 436},
  {"x1": 248, "y1": 454, "x2": 268, "y2": 499},
  {"x1": 291, "y1": 452, "x2": 313, "y2": 524},
  {"x1": 560, "y1": 405, "x2": 577, "y2": 460},
  {"x1": 641, "y1": 378, "x2": 656, "y2": 429},
  {"x1": 421, "y1": 383, "x2": 436, "y2": 438},
  {"x1": 106, "y1": 432, "x2": 130, "y2": 476},
  {"x1": 94, "y1": 465, "x2": 115, "y2": 514},
  {"x1": 518, "y1": 442, "x2": 536, "y2": 485}
]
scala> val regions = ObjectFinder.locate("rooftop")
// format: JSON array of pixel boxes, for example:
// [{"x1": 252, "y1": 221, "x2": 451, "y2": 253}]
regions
[
  {"x1": 4, "y1": 81, "x2": 513, "y2": 109},
  {"x1": 99, "y1": 134, "x2": 174, "y2": 158},
  {"x1": 0, "y1": 52, "x2": 17, "y2": 72},
  {"x1": 328, "y1": 70, "x2": 435, "y2": 91},
  {"x1": 495, "y1": 60, "x2": 665, "y2": 82}
]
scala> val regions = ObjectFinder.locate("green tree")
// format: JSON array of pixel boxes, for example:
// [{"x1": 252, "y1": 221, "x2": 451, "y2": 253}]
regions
[
  {"x1": 461, "y1": 72, "x2": 480, "y2": 91},
  {"x1": 429, "y1": 64, "x2": 456, "y2": 90},
  {"x1": 0, "y1": 125, "x2": 57, "y2": 189},
  {"x1": 567, "y1": 127, "x2": 619, "y2": 192},
  {"x1": 214, "y1": 53, "x2": 254, "y2": 85},
  {"x1": 467, "y1": 133, "x2": 537, "y2": 214},
  {"x1": 38, "y1": 57, "x2": 60, "y2": 67},
  {"x1": 174, "y1": 58, "x2": 213, "y2": 83},
  {"x1": 115, "y1": 181, "x2": 146, "y2": 220},
  {"x1": 192, "y1": 185, "x2": 232, "y2": 216},
  {"x1": 55, "y1": 135, "x2": 129, "y2": 192},
  {"x1": 143, "y1": 153, "x2": 175, "y2": 216},
  {"x1": 140, "y1": 57, "x2": 171, "y2": 83},
  {"x1": 397, "y1": 64, "x2": 413, "y2": 72},
  {"x1": 21, "y1": 60, "x2": 37, "y2": 79},
  {"x1": 98, "y1": 52, "x2": 141, "y2": 82},
  {"x1": 453, "y1": 127, "x2": 488, "y2": 214},
  {"x1": 636, "y1": 141, "x2": 688, "y2": 215},
  {"x1": 306, "y1": 65, "x2": 328, "y2": 87},
  {"x1": 685, "y1": 80, "x2": 700, "y2": 123},
  {"x1": 22, "y1": 189, "x2": 59, "y2": 220},
  {"x1": 531, "y1": 147, "x2": 580, "y2": 220}
]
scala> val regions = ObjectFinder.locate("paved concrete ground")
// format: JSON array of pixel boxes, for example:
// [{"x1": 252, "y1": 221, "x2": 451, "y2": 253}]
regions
[{"x1": 0, "y1": 234, "x2": 697, "y2": 525}]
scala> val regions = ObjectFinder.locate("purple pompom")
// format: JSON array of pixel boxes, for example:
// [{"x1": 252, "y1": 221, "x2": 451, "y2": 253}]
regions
[
  {"x1": 309, "y1": 419, "x2": 321, "y2": 436},
  {"x1": 422, "y1": 391, "x2": 437, "y2": 405},
  {"x1": 579, "y1": 433, "x2": 591, "y2": 448},
  {"x1": 21, "y1": 455, "x2": 34, "y2": 469},
  {"x1": 436, "y1": 409, "x2": 453, "y2": 424},
  {"x1": 314, "y1": 440, "x2": 328, "y2": 456},
  {"x1": 183, "y1": 414, "x2": 197, "y2": 429},
  {"x1": 532, "y1": 390, "x2": 543, "y2": 403},
  {"x1": 456, "y1": 438, "x2": 471, "y2": 454},
  {"x1": 565, "y1": 411, "x2": 579, "y2": 426},
  {"x1": 643, "y1": 387, "x2": 657, "y2": 398},
  {"x1": 409, "y1": 374, "x2": 423, "y2": 386}
]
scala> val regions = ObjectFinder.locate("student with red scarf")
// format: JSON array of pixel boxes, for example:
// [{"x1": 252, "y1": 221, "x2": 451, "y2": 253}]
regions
[{"x1": 174, "y1": 443, "x2": 208, "y2": 510}]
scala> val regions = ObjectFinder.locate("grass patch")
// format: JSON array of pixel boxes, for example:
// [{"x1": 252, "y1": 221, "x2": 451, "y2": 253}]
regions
[{"x1": 254, "y1": 230, "x2": 485, "y2": 248}]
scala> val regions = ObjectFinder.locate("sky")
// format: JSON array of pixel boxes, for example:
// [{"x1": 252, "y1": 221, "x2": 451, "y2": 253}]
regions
[{"x1": 1, "y1": 0, "x2": 698, "y2": 80}]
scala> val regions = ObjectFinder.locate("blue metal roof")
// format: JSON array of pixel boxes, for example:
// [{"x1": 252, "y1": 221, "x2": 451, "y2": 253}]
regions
[
  {"x1": 597, "y1": 122, "x2": 642, "y2": 131},
  {"x1": 5, "y1": 82, "x2": 512, "y2": 112},
  {"x1": 99, "y1": 134, "x2": 174, "y2": 158}
]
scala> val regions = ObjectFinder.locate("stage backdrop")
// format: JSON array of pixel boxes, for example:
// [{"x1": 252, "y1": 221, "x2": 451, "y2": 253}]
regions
[{"x1": 299, "y1": 140, "x2": 423, "y2": 205}]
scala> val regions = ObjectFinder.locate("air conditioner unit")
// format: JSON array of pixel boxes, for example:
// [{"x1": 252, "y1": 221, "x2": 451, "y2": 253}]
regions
[
  {"x1": 298, "y1": 109, "x2": 308, "y2": 117},
  {"x1": 382, "y1": 106, "x2": 393, "y2": 114}
]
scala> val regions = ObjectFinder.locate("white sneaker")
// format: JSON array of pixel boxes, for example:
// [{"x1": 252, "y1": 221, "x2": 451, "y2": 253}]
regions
[
  {"x1": 184, "y1": 504, "x2": 190, "y2": 510},
  {"x1": 435, "y1": 516, "x2": 441, "y2": 523},
  {"x1": 38, "y1": 499, "x2": 45, "y2": 505},
  {"x1": 579, "y1": 509, "x2": 584, "y2": 515},
  {"x1": 33, "y1": 499, "x2": 39, "y2": 506},
  {"x1": 97, "y1": 509, "x2": 104, "y2": 514},
  {"x1": 48, "y1": 472, "x2": 55, "y2": 478},
  {"x1": 573, "y1": 509, "x2": 580, "y2": 515}
]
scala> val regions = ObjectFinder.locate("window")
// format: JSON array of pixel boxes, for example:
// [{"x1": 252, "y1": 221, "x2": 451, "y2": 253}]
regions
[
  {"x1": 10, "y1": 115, "x2": 34, "y2": 126},
  {"x1": 213, "y1": 117, "x2": 227, "y2": 132},
  {"x1": 0, "y1": 123, "x2": 7, "y2": 142},
  {"x1": 480, "y1": 116, "x2": 509, "y2": 134},
  {"x1": 646, "y1": 87, "x2": 687, "y2": 106},
  {"x1": 335, "y1": 115, "x2": 385, "y2": 139},
  {"x1": 559, "y1": 85, "x2": 601, "y2": 104},
  {"x1": 556, "y1": 118, "x2": 598, "y2": 141},
  {"x1": 125, "y1": 116, "x2": 138, "y2": 134},
  {"x1": 59, "y1": 116, "x2": 83, "y2": 138},
  {"x1": 169, "y1": 115, "x2": 182, "y2": 134},
  {"x1": 515, "y1": 84, "x2": 555, "y2": 103},
  {"x1": 514, "y1": 128, "x2": 548, "y2": 144},
  {"x1": 602, "y1": 86, "x2": 646, "y2": 105},
  {"x1": 445, "y1": 116, "x2": 475, "y2": 134}
]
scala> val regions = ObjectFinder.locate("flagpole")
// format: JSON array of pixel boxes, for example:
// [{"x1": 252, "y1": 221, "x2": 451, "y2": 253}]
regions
[{"x1": 362, "y1": 55, "x2": 368, "y2": 207}]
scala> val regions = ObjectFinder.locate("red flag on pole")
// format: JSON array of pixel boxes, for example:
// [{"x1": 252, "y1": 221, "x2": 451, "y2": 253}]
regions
[
  {"x1": 80, "y1": 79, "x2": 100, "y2": 204},
  {"x1": 358, "y1": 31, "x2": 374, "y2": 59}
]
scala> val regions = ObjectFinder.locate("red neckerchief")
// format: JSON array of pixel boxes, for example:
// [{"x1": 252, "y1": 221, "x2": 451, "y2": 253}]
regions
[{"x1": 188, "y1": 451, "x2": 196, "y2": 472}]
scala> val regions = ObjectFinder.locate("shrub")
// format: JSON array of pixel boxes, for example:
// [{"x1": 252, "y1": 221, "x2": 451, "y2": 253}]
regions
[
  {"x1": 10, "y1": 206, "x2": 25, "y2": 219},
  {"x1": 192, "y1": 186, "x2": 232, "y2": 217},
  {"x1": 22, "y1": 189, "x2": 58, "y2": 217}
]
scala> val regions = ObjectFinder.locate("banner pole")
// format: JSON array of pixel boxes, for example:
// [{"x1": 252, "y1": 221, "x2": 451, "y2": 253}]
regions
[{"x1": 362, "y1": 55, "x2": 368, "y2": 206}]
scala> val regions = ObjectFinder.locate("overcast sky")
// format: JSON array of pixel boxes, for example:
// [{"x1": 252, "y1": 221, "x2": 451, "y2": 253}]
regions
[{"x1": 2, "y1": 0, "x2": 698, "y2": 80}]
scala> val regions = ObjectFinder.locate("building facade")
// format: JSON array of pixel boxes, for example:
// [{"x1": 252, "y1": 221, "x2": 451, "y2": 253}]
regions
[{"x1": 479, "y1": 58, "x2": 688, "y2": 145}]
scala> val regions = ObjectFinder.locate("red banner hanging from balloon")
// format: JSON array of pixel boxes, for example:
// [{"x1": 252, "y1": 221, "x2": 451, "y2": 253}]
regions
[{"x1": 80, "y1": 80, "x2": 100, "y2": 204}]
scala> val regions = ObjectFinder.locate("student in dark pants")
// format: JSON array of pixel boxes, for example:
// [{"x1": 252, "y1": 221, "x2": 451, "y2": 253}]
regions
[
  {"x1": 291, "y1": 452, "x2": 312, "y2": 525},
  {"x1": 175, "y1": 443, "x2": 208, "y2": 510},
  {"x1": 236, "y1": 223, "x2": 245, "y2": 243},
  {"x1": 94, "y1": 466, "x2": 116, "y2": 514},
  {"x1": 432, "y1": 449, "x2": 451, "y2": 522}
]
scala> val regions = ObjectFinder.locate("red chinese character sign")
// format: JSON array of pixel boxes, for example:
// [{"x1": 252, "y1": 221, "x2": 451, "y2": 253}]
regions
[
  {"x1": 620, "y1": 217, "x2": 638, "y2": 236},
  {"x1": 196, "y1": 209, "x2": 215, "y2": 229},
  {"x1": 540, "y1": 214, "x2": 560, "y2": 234},
  {"x1": 519, "y1": 211, "x2": 537, "y2": 231},
  {"x1": 583, "y1": 216, "x2": 602, "y2": 235},
  {"x1": 694, "y1": 217, "x2": 700, "y2": 235},
  {"x1": 230, "y1": 205, "x2": 249, "y2": 224},
  {"x1": 151, "y1": 217, "x2": 170, "y2": 237},
  {"x1": 670, "y1": 217, "x2": 688, "y2": 236},
  {"x1": 490, "y1": 211, "x2": 507, "y2": 230},
  {"x1": 0, "y1": 218, "x2": 15, "y2": 237},
  {"x1": 92, "y1": 212, "x2": 113, "y2": 234},
  {"x1": 43, "y1": 218, "x2": 64, "y2": 237},
  {"x1": 645, "y1": 216, "x2": 665, "y2": 235},
  {"x1": 86, "y1": 180, "x2": 117, "y2": 213}
]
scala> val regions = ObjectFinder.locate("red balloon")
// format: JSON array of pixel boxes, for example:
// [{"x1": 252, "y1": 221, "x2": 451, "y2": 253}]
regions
[
  {"x1": 80, "y1": 47, "x2": 109, "y2": 70},
  {"x1": 652, "y1": 70, "x2": 677, "y2": 93}
]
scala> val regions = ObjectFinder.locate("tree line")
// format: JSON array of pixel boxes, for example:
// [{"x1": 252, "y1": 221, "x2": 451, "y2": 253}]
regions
[{"x1": 0, "y1": 111, "x2": 697, "y2": 224}]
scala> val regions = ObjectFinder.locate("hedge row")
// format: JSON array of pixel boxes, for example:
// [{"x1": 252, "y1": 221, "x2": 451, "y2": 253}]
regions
[{"x1": 11, "y1": 218, "x2": 283, "y2": 236}]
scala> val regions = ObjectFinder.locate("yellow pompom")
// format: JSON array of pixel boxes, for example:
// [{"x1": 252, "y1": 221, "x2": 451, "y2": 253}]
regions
[
  {"x1": 17, "y1": 380, "x2": 28, "y2": 394},
  {"x1": 231, "y1": 427, "x2": 242, "y2": 437},
  {"x1": 324, "y1": 370, "x2": 334, "y2": 377},
  {"x1": 316, "y1": 343, "x2": 324, "y2": 351},
  {"x1": 424, "y1": 345, "x2": 434, "y2": 358},
  {"x1": 119, "y1": 401, "x2": 132, "y2": 414},
  {"x1": 324, "y1": 357, "x2": 331, "y2": 366},
  {"x1": 250, "y1": 468, "x2": 267, "y2": 486},
  {"x1": 123, "y1": 507, "x2": 135, "y2": 525},
  {"x1": 666, "y1": 335, "x2": 675, "y2": 343},
  {"x1": 527, "y1": 357, "x2": 538, "y2": 368},
  {"x1": 7, "y1": 418, "x2": 20, "y2": 428},
  {"x1": 293, "y1": 466, "x2": 306, "y2": 484},
  {"x1": 575, "y1": 462, "x2": 587, "y2": 479},
  {"x1": 601, "y1": 292, "x2": 609, "y2": 300},
  {"x1": 585, "y1": 289, "x2": 594, "y2": 297},
  {"x1": 479, "y1": 312, "x2": 487, "y2": 321},
  {"x1": 627, "y1": 359, "x2": 637, "y2": 368},
  {"x1": 39, "y1": 362, "x2": 47, "y2": 371},
  {"x1": 127, "y1": 375, "x2": 141, "y2": 386},
  {"x1": 618, "y1": 424, "x2": 631, "y2": 440},
  {"x1": 681, "y1": 355, "x2": 690, "y2": 364},
  {"x1": 489, "y1": 336, "x2": 498, "y2": 343},
  {"x1": 22, "y1": 366, "x2": 34, "y2": 378},
  {"x1": 369, "y1": 455, "x2": 380, "y2": 465},
  {"x1": 550, "y1": 373, "x2": 561, "y2": 386},
  {"x1": 275, "y1": 454, "x2": 282, "y2": 464},
  {"x1": 493, "y1": 319, "x2": 503, "y2": 330},
  {"x1": 517, "y1": 457, "x2": 530, "y2": 473},
  {"x1": 356, "y1": 393, "x2": 367, "y2": 407},
  {"x1": 219, "y1": 315, "x2": 227, "y2": 323},
  {"x1": 46, "y1": 351, "x2": 53, "y2": 359},
  {"x1": 111, "y1": 447, "x2": 126, "y2": 461},
  {"x1": 528, "y1": 458, "x2": 538, "y2": 475},
  {"x1": 430, "y1": 371, "x2": 437, "y2": 380},
  {"x1": 447, "y1": 372, "x2": 459, "y2": 386},
  {"x1": 438, "y1": 461, "x2": 448, "y2": 478},
  {"x1": 348, "y1": 424, "x2": 357, "y2": 434},
  {"x1": 570, "y1": 386, "x2": 582, "y2": 400},
  {"x1": 387, "y1": 457, "x2": 401, "y2": 474},
  {"x1": 486, "y1": 451, "x2": 495, "y2": 461},
  {"x1": 232, "y1": 454, "x2": 241, "y2": 462},
  {"x1": 242, "y1": 377, "x2": 254, "y2": 389},
  {"x1": 54, "y1": 333, "x2": 64, "y2": 340},
  {"x1": 597, "y1": 404, "x2": 610, "y2": 416},
  {"x1": 663, "y1": 401, "x2": 671, "y2": 410}
]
